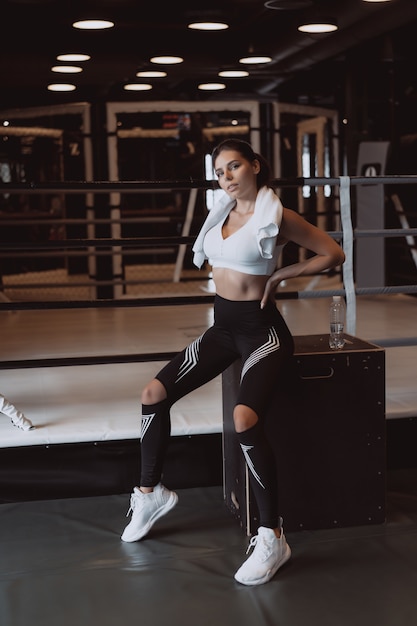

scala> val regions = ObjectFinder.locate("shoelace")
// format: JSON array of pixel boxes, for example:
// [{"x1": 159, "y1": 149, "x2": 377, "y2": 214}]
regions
[
  {"x1": 246, "y1": 534, "x2": 273, "y2": 561},
  {"x1": 125, "y1": 491, "x2": 145, "y2": 517},
  {"x1": 126, "y1": 493, "x2": 137, "y2": 517}
]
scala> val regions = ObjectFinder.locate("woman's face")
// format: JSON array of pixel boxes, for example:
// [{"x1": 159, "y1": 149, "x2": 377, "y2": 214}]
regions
[{"x1": 213, "y1": 149, "x2": 260, "y2": 199}]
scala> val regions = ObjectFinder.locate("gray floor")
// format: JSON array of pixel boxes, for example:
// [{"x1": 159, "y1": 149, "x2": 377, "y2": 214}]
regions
[{"x1": 1, "y1": 473, "x2": 417, "y2": 626}]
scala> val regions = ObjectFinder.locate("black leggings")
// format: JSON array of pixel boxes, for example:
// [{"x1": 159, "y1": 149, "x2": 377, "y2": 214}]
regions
[{"x1": 140, "y1": 294, "x2": 294, "y2": 528}]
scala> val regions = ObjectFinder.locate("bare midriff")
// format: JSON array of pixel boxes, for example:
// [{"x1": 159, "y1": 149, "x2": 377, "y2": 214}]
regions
[{"x1": 211, "y1": 267, "x2": 269, "y2": 301}]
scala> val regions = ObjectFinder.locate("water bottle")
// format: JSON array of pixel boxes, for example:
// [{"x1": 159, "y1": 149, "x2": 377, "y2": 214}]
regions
[{"x1": 329, "y1": 295, "x2": 346, "y2": 350}]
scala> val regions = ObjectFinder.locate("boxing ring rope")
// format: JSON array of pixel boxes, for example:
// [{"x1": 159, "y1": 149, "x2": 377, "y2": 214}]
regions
[{"x1": 1, "y1": 176, "x2": 417, "y2": 344}]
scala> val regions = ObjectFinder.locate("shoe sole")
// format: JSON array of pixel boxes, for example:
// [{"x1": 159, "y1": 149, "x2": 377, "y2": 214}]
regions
[
  {"x1": 234, "y1": 544, "x2": 292, "y2": 586},
  {"x1": 121, "y1": 491, "x2": 178, "y2": 542}
]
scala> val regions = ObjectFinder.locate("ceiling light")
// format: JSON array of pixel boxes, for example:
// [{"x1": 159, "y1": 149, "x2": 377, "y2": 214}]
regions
[
  {"x1": 362, "y1": 0, "x2": 392, "y2": 2},
  {"x1": 136, "y1": 71, "x2": 167, "y2": 78},
  {"x1": 72, "y1": 19, "x2": 114, "y2": 30},
  {"x1": 124, "y1": 83, "x2": 153, "y2": 91},
  {"x1": 150, "y1": 56, "x2": 184, "y2": 64},
  {"x1": 198, "y1": 83, "x2": 226, "y2": 91},
  {"x1": 51, "y1": 66, "x2": 83, "y2": 74},
  {"x1": 298, "y1": 17, "x2": 338, "y2": 33},
  {"x1": 218, "y1": 70, "x2": 249, "y2": 77},
  {"x1": 239, "y1": 55, "x2": 272, "y2": 64},
  {"x1": 188, "y1": 21, "x2": 229, "y2": 30},
  {"x1": 47, "y1": 84, "x2": 76, "y2": 92},
  {"x1": 57, "y1": 54, "x2": 91, "y2": 62}
]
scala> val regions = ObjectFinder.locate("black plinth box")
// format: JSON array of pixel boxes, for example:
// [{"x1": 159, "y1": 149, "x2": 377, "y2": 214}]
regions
[{"x1": 222, "y1": 334, "x2": 386, "y2": 535}]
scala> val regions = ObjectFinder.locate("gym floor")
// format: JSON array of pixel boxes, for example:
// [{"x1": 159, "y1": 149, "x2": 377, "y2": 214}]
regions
[{"x1": 1, "y1": 472, "x2": 417, "y2": 626}]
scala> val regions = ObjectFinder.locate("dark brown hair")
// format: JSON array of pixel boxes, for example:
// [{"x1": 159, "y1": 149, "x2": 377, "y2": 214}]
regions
[{"x1": 211, "y1": 138, "x2": 271, "y2": 189}]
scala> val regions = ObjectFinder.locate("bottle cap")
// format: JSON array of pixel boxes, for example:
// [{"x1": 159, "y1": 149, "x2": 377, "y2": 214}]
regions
[{"x1": 333, "y1": 295, "x2": 341, "y2": 302}]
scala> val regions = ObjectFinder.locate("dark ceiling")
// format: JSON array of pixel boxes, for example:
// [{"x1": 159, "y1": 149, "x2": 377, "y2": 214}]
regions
[{"x1": 1, "y1": 0, "x2": 417, "y2": 110}]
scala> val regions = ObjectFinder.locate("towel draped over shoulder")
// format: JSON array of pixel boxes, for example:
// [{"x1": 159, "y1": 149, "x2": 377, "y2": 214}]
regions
[{"x1": 192, "y1": 186, "x2": 283, "y2": 269}]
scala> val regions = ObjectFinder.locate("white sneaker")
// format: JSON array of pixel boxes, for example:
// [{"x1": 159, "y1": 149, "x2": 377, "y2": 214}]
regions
[
  {"x1": 121, "y1": 483, "x2": 178, "y2": 542},
  {"x1": 10, "y1": 413, "x2": 34, "y2": 431},
  {"x1": 234, "y1": 525, "x2": 291, "y2": 586}
]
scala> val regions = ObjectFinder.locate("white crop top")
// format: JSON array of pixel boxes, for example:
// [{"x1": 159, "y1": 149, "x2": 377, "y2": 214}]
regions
[
  {"x1": 192, "y1": 186, "x2": 286, "y2": 275},
  {"x1": 203, "y1": 213, "x2": 285, "y2": 275}
]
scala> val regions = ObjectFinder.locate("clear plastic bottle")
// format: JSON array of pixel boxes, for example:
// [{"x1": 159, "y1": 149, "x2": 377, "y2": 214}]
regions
[{"x1": 329, "y1": 295, "x2": 346, "y2": 350}]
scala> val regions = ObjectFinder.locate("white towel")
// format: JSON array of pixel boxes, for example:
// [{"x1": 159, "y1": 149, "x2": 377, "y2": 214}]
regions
[{"x1": 192, "y1": 186, "x2": 283, "y2": 269}]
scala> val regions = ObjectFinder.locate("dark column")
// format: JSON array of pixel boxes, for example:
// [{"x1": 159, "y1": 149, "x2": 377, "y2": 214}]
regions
[{"x1": 90, "y1": 102, "x2": 114, "y2": 299}]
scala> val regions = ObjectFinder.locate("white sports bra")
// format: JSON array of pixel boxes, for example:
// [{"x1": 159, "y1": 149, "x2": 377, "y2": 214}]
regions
[{"x1": 203, "y1": 211, "x2": 285, "y2": 276}]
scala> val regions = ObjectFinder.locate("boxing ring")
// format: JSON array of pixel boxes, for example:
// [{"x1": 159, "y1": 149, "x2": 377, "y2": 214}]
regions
[{"x1": 1, "y1": 176, "x2": 417, "y2": 502}]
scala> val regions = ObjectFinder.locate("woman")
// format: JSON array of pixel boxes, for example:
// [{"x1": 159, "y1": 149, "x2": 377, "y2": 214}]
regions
[{"x1": 121, "y1": 138, "x2": 345, "y2": 586}]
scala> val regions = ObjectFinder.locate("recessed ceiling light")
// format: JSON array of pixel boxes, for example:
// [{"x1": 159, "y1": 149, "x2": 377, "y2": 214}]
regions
[
  {"x1": 150, "y1": 56, "x2": 184, "y2": 64},
  {"x1": 362, "y1": 0, "x2": 392, "y2": 2},
  {"x1": 188, "y1": 22, "x2": 229, "y2": 30},
  {"x1": 47, "y1": 84, "x2": 77, "y2": 92},
  {"x1": 198, "y1": 83, "x2": 226, "y2": 91},
  {"x1": 51, "y1": 66, "x2": 83, "y2": 74},
  {"x1": 218, "y1": 70, "x2": 249, "y2": 77},
  {"x1": 124, "y1": 83, "x2": 153, "y2": 91},
  {"x1": 239, "y1": 55, "x2": 272, "y2": 64},
  {"x1": 57, "y1": 54, "x2": 91, "y2": 62},
  {"x1": 136, "y1": 71, "x2": 167, "y2": 78},
  {"x1": 72, "y1": 19, "x2": 114, "y2": 30},
  {"x1": 298, "y1": 19, "x2": 338, "y2": 33}
]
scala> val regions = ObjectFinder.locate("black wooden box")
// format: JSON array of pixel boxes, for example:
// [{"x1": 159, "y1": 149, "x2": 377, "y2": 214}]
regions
[{"x1": 222, "y1": 334, "x2": 386, "y2": 535}]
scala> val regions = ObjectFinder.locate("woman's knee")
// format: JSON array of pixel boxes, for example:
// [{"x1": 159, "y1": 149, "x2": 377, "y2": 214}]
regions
[
  {"x1": 233, "y1": 404, "x2": 258, "y2": 433},
  {"x1": 141, "y1": 379, "x2": 167, "y2": 405}
]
